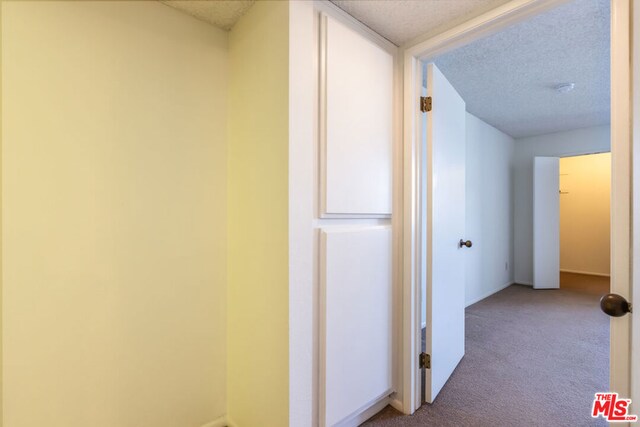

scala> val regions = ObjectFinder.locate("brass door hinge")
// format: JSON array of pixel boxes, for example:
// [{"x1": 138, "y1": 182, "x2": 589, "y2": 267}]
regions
[
  {"x1": 419, "y1": 352, "x2": 431, "y2": 369},
  {"x1": 420, "y1": 96, "x2": 432, "y2": 112}
]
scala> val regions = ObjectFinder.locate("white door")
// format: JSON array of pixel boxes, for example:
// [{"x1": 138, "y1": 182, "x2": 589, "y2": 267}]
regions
[
  {"x1": 533, "y1": 157, "x2": 560, "y2": 289},
  {"x1": 423, "y1": 63, "x2": 467, "y2": 403}
]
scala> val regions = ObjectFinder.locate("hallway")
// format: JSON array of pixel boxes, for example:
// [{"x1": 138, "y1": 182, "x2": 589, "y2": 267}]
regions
[{"x1": 365, "y1": 283, "x2": 609, "y2": 426}]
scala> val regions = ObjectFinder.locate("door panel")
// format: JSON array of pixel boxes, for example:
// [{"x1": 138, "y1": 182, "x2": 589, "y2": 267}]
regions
[
  {"x1": 321, "y1": 13, "x2": 394, "y2": 216},
  {"x1": 424, "y1": 63, "x2": 467, "y2": 403},
  {"x1": 320, "y1": 227, "x2": 393, "y2": 426},
  {"x1": 533, "y1": 157, "x2": 560, "y2": 289}
]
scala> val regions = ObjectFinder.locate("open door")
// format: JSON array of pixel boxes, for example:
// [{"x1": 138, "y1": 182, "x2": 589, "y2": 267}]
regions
[
  {"x1": 422, "y1": 63, "x2": 467, "y2": 403},
  {"x1": 533, "y1": 157, "x2": 560, "y2": 289}
]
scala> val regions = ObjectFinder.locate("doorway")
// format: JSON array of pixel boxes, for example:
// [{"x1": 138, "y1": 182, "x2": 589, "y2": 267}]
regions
[
  {"x1": 419, "y1": 0, "x2": 613, "y2": 409},
  {"x1": 399, "y1": 0, "x2": 632, "y2": 421},
  {"x1": 559, "y1": 153, "x2": 611, "y2": 295}
]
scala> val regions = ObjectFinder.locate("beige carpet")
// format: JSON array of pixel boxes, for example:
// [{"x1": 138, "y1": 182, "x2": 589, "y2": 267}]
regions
[
  {"x1": 364, "y1": 282, "x2": 609, "y2": 427},
  {"x1": 559, "y1": 271, "x2": 609, "y2": 296}
]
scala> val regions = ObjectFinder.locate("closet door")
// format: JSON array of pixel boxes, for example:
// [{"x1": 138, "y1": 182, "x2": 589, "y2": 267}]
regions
[
  {"x1": 533, "y1": 156, "x2": 560, "y2": 289},
  {"x1": 318, "y1": 12, "x2": 396, "y2": 427}
]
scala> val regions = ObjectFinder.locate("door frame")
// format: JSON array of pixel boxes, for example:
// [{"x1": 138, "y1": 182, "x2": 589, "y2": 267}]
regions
[{"x1": 401, "y1": 0, "x2": 634, "y2": 415}]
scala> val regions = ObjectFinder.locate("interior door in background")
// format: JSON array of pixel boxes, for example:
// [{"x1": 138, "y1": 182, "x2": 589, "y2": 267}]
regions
[{"x1": 533, "y1": 156, "x2": 560, "y2": 289}]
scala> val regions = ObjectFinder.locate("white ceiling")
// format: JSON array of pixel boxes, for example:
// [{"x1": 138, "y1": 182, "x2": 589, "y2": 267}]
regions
[
  {"x1": 161, "y1": 0, "x2": 514, "y2": 43},
  {"x1": 429, "y1": 0, "x2": 610, "y2": 138},
  {"x1": 160, "y1": 0, "x2": 609, "y2": 139},
  {"x1": 160, "y1": 0, "x2": 254, "y2": 31},
  {"x1": 331, "y1": 0, "x2": 513, "y2": 46}
]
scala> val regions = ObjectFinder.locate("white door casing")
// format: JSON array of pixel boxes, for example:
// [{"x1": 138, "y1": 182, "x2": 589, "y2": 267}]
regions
[
  {"x1": 631, "y1": 0, "x2": 640, "y2": 412},
  {"x1": 423, "y1": 63, "x2": 467, "y2": 403},
  {"x1": 533, "y1": 157, "x2": 560, "y2": 289},
  {"x1": 610, "y1": 0, "x2": 632, "y2": 405}
]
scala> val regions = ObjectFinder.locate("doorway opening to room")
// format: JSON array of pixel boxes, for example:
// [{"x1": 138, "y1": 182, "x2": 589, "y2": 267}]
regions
[
  {"x1": 415, "y1": 0, "x2": 614, "y2": 419},
  {"x1": 558, "y1": 153, "x2": 611, "y2": 296},
  {"x1": 533, "y1": 152, "x2": 611, "y2": 295},
  {"x1": 380, "y1": 0, "x2": 630, "y2": 425}
]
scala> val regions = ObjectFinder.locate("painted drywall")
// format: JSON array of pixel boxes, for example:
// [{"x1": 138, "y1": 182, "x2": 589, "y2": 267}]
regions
[
  {"x1": 465, "y1": 113, "x2": 515, "y2": 305},
  {"x1": 227, "y1": 2, "x2": 289, "y2": 426},
  {"x1": 288, "y1": 1, "x2": 316, "y2": 426},
  {"x1": 513, "y1": 125, "x2": 610, "y2": 285},
  {"x1": 559, "y1": 153, "x2": 611, "y2": 276},
  {"x1": 2, "y1": 2, "x2": 228, "y2": 426}
]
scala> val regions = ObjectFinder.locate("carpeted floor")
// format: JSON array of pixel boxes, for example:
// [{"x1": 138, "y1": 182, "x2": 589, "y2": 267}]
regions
[
  {"x1": 364, "y1": 280, "x2": 610, "y2": 427},
  {"x1": 559, "y1": 271, "x2": 609, "y2": 296}
]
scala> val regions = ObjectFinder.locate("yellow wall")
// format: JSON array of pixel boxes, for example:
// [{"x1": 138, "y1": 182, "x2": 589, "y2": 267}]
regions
[
  {"x1": 227, "y1": 1, "x2": 289, "y2": 426},
  {"x1": 560, "y1": 153, "x2": 611, "y2": 276},
  {"x1": 2, "y1": 2, "x2": 228, "y2": 426}
]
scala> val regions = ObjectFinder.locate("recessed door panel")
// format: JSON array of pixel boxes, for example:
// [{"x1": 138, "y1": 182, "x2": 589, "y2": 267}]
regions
[
  {"x1": 320, "y1": 226, "x2": 393, "y2": 426},
  {"x1": 321, "y1": 14, "x2": 393, "y2": 216}
]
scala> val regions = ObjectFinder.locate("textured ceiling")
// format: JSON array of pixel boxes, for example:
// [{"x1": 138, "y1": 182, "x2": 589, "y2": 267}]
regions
[
  {"x1": 160, "y1": 0, "x2": 254, "y2": 31},
  {"x1": 331, "y1": 0, "x2": 514, "y2": 46},
  {"x1": 429, "y1": 0, "x2": 610, "y2": 138},
  {"x1": 160, "y1": 0, "x2": 609, "y2": 138}
]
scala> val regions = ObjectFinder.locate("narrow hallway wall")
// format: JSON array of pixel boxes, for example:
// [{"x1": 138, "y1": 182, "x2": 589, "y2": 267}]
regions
[
  {"x1": 227, "y1": 2, "x2": 290, "y2": 426},
  {"x1": 2, "y1": 2, "x2": 229, "y2": 425}
]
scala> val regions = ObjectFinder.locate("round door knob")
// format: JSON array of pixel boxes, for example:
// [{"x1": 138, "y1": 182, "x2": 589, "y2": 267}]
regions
[
  {"x1": 459, "y1": 239, "x2": 472, "y2": 248},
  {"x1": 600, "y1": 293, "x2": 632, "y2": 317}
]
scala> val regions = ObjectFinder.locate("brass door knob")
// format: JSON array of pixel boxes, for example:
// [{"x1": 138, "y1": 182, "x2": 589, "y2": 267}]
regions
[{"x1": 459, "y1": 239, "x2": 472, "y2": 248}]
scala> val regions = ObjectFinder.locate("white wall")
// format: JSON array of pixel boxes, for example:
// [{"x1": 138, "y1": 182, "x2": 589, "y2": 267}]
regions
[
  {"x1": 513, "y1": 125, "x2": 610, "y2": 284},
  {"x1": 288, "y1": 1, "x2": 316, "y2": 425},
  {"x1": 560, "y1": 153, "x2": 611, "y2": 276},
  {"x1": 464, "y1": 113, "x2": 515, "y2": 306},
  {"x1": 2, "y1": 2, "x2": 228, "y2": 426}
]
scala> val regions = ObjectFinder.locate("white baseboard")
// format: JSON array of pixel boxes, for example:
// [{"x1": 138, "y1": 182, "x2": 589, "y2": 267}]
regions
[
  {"x1": 389, "y1": 397, "x2": 403, "y2": 413},
  {"x1": 560, "y1": 269, "x2": 610, "y2": 277},
  {"x1": 515, "y1": 280, "x2": 533, "y2": 286},
  {"x1": 335, "y1": 391, "x2": 392, "y2": 427},
  {"x1": 465, "y1": 281, "x2": 514, "y2": 307},
  {"x1": 201, "y1": 416, "x2": 228, "y2": 427},
  {"x1": 210, "y1": 395, "x2": 395, "y2": 427}
]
